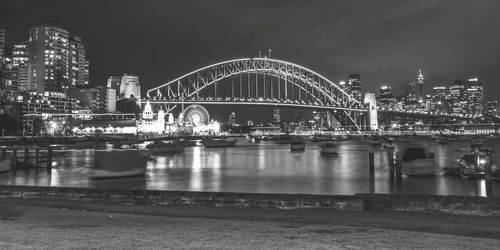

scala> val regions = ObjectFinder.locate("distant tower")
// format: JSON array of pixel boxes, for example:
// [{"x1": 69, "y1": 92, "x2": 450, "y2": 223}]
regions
[{"x1": 417, "y1": 69, "x2": 424, "y2": 102}]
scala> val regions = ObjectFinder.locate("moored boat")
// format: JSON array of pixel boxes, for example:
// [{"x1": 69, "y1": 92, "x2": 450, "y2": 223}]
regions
[
  {"x1": 318, "y1": 141, "x2": 337, "y2": 154},
  {"x1": 89, "y1": 149, "x2": 149, "y2": 179},
  {"x1": 289, "y1": 140, "x2": 305, "y2": 151},
  {"x1": 146, "y1": 140, "x2": 184, "y2": 153},
  {"x1": 400, "y1": 145, "x2": 437, "y2": 176},
  {"x1": 444, "y1": 144, "x2": 498, "y2": 178},
  {"x1": 0, "y1": 157, "x2": 12, "y2": 173},
  {"x1": 202, "y1": 138, "x2": 237, "y2": 148}
]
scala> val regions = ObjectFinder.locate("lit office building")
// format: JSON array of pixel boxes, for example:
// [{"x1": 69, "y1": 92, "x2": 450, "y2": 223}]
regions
[
  {"x1": 405, "y1": 80, "x2": 418, "y2": 102},
  {"x1": 273, "y1": 108, "x2": 281, "y2": 124},
  {"x1": 485, "y1": 101, "x2": 498, "y2": 117},
  {"x1": 466, "y1": 78, "x2": 484, "y2": 117},
  {"x1": 69, "y1": 36, "x2": 89, "y2": 87},
  {"x1": 378, "y1": 85, "x2": 396, "y2": 110},
  {"x1": 28, "y1": 26, "x2": 70, "y2": 95},
  {"x1": 347, "y1": 73, "x2": 362, "y2": 102},
  {"x1": 119, "y1": 74, "x2": 141, "y2": 104},
  {"x1": 449, "y1": 80, "x2": 466, "y2": 116},
  {"x1": 11, "y1": 41, "x2": 30, "y2": 90},
  {"x1": 68, "y1": 86, "x2": 108, "y2": 113}
]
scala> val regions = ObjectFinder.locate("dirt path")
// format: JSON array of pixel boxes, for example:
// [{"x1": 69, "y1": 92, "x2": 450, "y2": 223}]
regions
[{"x1": 1, "y1": 198, "x2": 500, "y2": 249}]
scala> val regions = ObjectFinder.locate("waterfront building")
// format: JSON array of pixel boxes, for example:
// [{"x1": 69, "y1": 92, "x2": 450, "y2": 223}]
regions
[
  {"x1": 13, "y1": 92, "x2": 86, "y2": 135},
  {"x1": 431, "y1": 86, "x2": 447, "y2": 114},
  {"x1": 69, "y1": 36, "x2": 89, "y2": 87},
  {"x1": 137, "y1": 100, "x2": 165, "y2": 133}
]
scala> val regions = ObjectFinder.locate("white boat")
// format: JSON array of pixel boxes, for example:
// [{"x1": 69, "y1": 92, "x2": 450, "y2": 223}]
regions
[
  {"x1": 0, "y1": 157, "x2": 12, "y2": 173},
  {"x1": 89, "y1": 149, "x2": 149, "y2": 179},
  {"x1": 203, "y1": 138, "x2": 237, "y2": 148},
  {"x1": 289, "y1": 140, "x2": 305, "y2": 151},
  {"x1": 146, "y1": 141, "x2": 184, "y2": 153},
  {"x1": 400, "y1": 146, "x2": 437, "y2": 176},
  {"x1": 319, "y1": 142, "x2": 337, "y2": 154}
]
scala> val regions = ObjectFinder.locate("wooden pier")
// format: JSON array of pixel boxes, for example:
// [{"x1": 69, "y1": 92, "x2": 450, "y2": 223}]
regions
[{"x1": 5, "y1": 146, "x2": 53, "y2": 170}]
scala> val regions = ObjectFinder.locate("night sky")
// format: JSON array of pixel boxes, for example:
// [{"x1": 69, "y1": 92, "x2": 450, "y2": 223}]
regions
[{"x1": 1, "y1": 0, "x2": 500, "y2": 122}]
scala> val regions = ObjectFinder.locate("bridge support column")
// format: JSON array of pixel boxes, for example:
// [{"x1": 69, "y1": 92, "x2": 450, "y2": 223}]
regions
[{"x1": 364, "y1": 93, "x2": 378, "y2": 131}]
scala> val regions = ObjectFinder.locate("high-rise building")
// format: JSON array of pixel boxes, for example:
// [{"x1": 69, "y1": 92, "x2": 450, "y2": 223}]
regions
[
  {"x1": 11, "y1": 41, "x2": 30, "y2": 90},
  {"x1": 69, "y1": 36, "x2": 89, "y2": 87},
  {"x1": 431, "y1": 86, "x2": 447, "y2": 114},
  {"x1": 0, "y1": 29, "x2": 5, "y2": 62},
  {"x1": 466, "y1": 78, "x2": 484, "y2": 117},
  {"x1": 28, "y1": 26, "x2": 70, "y2": 95},
  {"x1": 417, "y1": 69, "x2": 424, "y2": 101},
  {"x1": 68, "y1": 86, "x2": 107, "y2": 113},
  {"x1": 378, "y1": 85, "x2": 395, "y2": 110},
  {"x1": 119, "y1": 74, "x2": 141, "y2": 105},
  {"x1": 347, "y1": 73, "x2": 362, "y2": 102},
  {"x1": 106, "y1": 88, "x2": 116, "y2": 113},
  {"x1": 449, "y1": 80, "x2": 466, "y2": 116},
  {"x1": 485, "y1": 101, "x2": 498, "y2": 117},
  {"x1": 107, "y1": 76, "x2": 122, "y2": 94},
  {"x1": 405, "y1": 80, "x2": 418, "y2": 102}
]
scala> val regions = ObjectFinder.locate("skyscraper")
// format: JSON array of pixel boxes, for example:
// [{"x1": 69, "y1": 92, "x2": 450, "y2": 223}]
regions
[
  {"x1": 348, "y1": 73, "x2": 362, "y2": 102},
  {"x1": 28, "y1": 26, "x2": 70, "y2": 95},
  {"x1": 405, "y1": 80, "x2": 417, "y2": 102},
  {"x1": 466, "y1": 78, "x2": 484, "y2": 116},
  {"x1": 417, "y1": 69, "x2": 424, "y2": 102},
  {"x1": 69, "y1": 36, "x2": 89, "y2": 87},
  {"x1": 11, "y1": 41, "x2": 30, "y2": 90}
]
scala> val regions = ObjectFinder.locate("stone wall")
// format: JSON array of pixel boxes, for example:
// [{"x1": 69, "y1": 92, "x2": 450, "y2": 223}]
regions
[{"x1": 1, "y1": 185, "x2": 500, "y2": 216}]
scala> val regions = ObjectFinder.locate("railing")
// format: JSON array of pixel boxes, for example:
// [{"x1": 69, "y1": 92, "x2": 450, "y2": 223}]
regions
[{"x1": 6, "y1": 146, "x2": 53, "y2": 169}]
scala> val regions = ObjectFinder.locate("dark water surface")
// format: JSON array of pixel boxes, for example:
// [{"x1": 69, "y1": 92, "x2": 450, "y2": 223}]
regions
[{"x1": 1, "y1": 137, "x2": 500, "y2": 196}]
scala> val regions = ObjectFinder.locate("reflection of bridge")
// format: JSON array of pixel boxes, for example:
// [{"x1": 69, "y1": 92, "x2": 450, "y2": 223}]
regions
[{"x1": 143, "y1": 57, "x2": 468, "y2": 131}]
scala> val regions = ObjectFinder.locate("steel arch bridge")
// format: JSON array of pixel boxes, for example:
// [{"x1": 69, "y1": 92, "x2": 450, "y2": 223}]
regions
[{"x1": 146, "y1": 58, "x2": 367, "y2": 130}]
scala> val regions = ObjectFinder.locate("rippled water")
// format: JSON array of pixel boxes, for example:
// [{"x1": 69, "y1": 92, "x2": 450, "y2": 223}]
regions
[{"x1": 1, "y1": 137, "x2": 500, "y2": 196}]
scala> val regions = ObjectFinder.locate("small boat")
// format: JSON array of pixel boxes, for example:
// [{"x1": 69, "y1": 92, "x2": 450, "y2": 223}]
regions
[
  {"x1": 444, "y1": 145, "x2": 497, "y2": 178},
  {"x1": 436, "y1": 136, "x2": 450, "y2": 144},
  {"x1": 400, "y1": 145, "x2": 437, "y2": 176},
  {"x1": 319, "y1": 141, "x2": 337, "y2": 154},
  {"x1": 89, "y1": 149, "x2": 149, "y2": 179},
  {"x1": 382, "y1": 138, "x2": 397, "y2": 150},
  {"x1": 275, "y1": 135, "x2": 297, "y2": 144},
  {"x1": 202, "y1": 138, "x2": 237, "y2": 148},
  {"x1": 289, "y1": 140, "x2": 305, "y2": 151},
  {"x1": 0, "y1": 157, "x2": 12, "y2": 173},
  {"x1": 146, "y1": 140, "x2": 184, "y2": 153}
]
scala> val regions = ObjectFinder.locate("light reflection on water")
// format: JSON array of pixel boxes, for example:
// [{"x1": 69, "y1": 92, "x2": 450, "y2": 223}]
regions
[{"x1": 1, "y1": 138, "x2": 500, "y2": 196}]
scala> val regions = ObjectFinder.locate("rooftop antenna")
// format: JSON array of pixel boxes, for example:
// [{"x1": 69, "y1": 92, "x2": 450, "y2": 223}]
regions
[{"x1": 259, "y1": 50, "x2": 261, "y2": 58}]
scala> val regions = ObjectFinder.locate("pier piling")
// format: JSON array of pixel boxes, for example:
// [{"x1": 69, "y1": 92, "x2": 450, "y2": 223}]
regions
[
  {"x1": 388, "y1": 150, "x2": 395, "y2": 180},
  {"x1": 369, "y1": 146, "x2": 374, "y2": 176}
]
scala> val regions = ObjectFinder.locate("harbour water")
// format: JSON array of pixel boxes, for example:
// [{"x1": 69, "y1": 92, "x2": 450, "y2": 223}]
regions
[{"x1": 1, "y1": 137, "x2": 500, "y2": 196}]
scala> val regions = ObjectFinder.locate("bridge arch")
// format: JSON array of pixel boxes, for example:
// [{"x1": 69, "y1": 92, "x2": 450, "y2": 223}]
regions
[{"x1": 146, "y1": 58, "x2": 365, "y2": 130}]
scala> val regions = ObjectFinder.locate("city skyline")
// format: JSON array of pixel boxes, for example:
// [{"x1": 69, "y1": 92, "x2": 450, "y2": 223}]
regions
[{"x1": 1, "y1": 0, "x2": 500, "y2": 101}]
